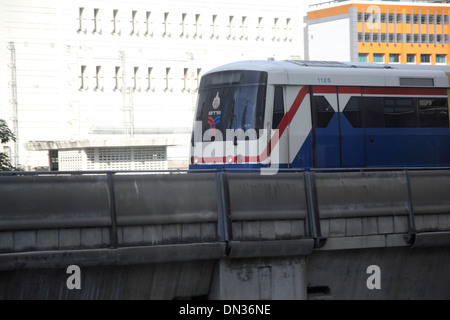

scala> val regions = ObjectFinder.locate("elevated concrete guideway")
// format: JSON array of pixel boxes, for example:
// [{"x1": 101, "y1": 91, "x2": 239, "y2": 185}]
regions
[{"x1": 0, "y1": 169, "x2": 449, "y2": 299}]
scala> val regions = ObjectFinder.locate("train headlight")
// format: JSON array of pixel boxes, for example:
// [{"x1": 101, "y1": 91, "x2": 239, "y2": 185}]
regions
[
  {"x1": 236, "y1": 154, "x2": 244, "y2": 164},
  {"x1": 227, "y1": 155, "x2": 234, "y2": 164},
  {"x1": 193, "y1": 156, "x2": 199, "y2": 165}
]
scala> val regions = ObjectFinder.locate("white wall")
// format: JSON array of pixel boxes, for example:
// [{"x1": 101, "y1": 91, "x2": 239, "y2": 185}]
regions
[
  {"x1": 308, "y1": 18, "x2": 351, "y2": 62},
  {"x1": 0, "y1": 0, "x2": 306, "y2": 170}
]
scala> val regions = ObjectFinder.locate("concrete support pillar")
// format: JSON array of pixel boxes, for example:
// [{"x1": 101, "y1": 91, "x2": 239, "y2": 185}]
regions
[{"x1": 209, "y1": 256, "x2": 307, "y2": 300}]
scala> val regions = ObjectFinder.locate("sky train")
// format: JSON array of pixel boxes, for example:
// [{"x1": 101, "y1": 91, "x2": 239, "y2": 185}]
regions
[{"x1": 190, "y1": 60, "x2": 450, "y2": 171}]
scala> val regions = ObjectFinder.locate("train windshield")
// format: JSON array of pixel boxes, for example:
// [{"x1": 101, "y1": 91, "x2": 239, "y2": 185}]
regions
[{"x1": 193, "y1": 70, "x2": 267, "y2": 142}]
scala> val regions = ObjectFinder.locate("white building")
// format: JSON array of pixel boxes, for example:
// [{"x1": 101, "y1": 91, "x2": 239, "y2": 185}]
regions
[{"x1": 0, "y1": 0, "x2": 307, "y2": 171}]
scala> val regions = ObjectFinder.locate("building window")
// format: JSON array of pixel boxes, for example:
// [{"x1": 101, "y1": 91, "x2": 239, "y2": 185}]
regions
[
  {"x1": 436, "y1": 54, "x2": 446, "y2": 64},
  {"x1": 358, "y1": 33, "x2": 363, "y2": 42},
  {"x1": 285, "y1": 18, "x2": 292, "y2": 42},
  {"x1": 388, "y1": 14, "x2": 395, "y2": 23},
  {"x1": 421, "y1": 34, "x2": 427, "y2": 44},
  {"x1": 407, "y1": 54, "x2": 416, "y2": 64},
  {"x1": 406, "y1": 14, "x2": 411, "y2": 24},
  {"x1": 272, "y1": 18, "x2": 280, "y2": 41},
  {"x1": 130, "y1": 10, "x2": 138, "y2": 36},
  {"x1": 93, "y1": 8, "x2": 101, "y2": 34},
  {"x1": 146, "y1": 67, "x2": 154, "y2": 92},
  {"x1": 78, "y1": 8, "x2": 85, "y2": 33},
  {"x1": 145, "y1": 11, "x2": 152, "y2": 36},
  {"x1": 112, "y1": 9, "x2": 120, "y2": 35},
  {"x1": 358, "y1": 53, "x2": 369, "y2": 63},
  {"x1": 373, "y1": 53, "x2": 385, "y2": 63},
  {"x1": 211, "y1": 15, "x2": 218, "y2": 39},
  {"x1": 388, "y1": 33, "x2": 395, "y2": 43},
  {"x1": 80, "y1": 65, "x2": 88, "y2": 90},
  {"x1": 163, "y1": 12, "x2": 171, "y2": 37},
  {"x1": 257, "y1": 17, "x2": 264, "y2": 41},
  {"x1": 228, "y1": 16, "x2": 235, "y2": 40},
  {"x1": 241, "y1": 16, "x2": 248, "y2": 40},
  {"x1": 420, "y1": 54, "x2": 431, "y2": 64},
  {"x1": 114, "y1": 66, "x2": 121, "y2": 91},
  {"x1": 181, "y1": 13, "x2": 188, "y2": 38},
  {"x1": 133, "y1": 67, "x2": 140, "y2": 92},
  {"x1": 389, "y1": 54, "x2": 400, "y2": 64},
  {"x1": 195, "y1": 68, "x2": 202, "y2": 91},
  {"x1": 183, "y1": 68, "x2": 190, "y2": 92},
  {"x1": 421, "y1": 15, "x2": 427, "y2": 24},
  {"x1": 95, "y1": 66, "x2": 103, "y2": 91},
  {"x1": 165, "y1": 67, "x2": 171, "y2": 92},
  {"x1": 194, "y1": 14, "x2": 201, "y2": 38},
  {"x1": 358, "y1": 13, "x2": 363, "y2": 22},
  {"x1": 373, "y1": 33, "x2": 378, "y2": 42}
]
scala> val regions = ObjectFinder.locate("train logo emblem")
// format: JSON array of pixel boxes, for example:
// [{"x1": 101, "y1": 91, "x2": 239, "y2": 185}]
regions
[
  {"x1": 208, "y1": 116, "x2": 221, "y2": 137},
  {"x1": 212, "y1": 92, "x2": 221, "y2": 109}
]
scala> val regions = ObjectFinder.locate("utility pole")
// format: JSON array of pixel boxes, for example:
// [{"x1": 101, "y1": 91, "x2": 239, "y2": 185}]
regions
[
  {"x1": 8, "y1": 42, "x2": 19, "y2": 168},
  {"x1": 119, "y1": 51, "x2": 134, "y2": 138}
]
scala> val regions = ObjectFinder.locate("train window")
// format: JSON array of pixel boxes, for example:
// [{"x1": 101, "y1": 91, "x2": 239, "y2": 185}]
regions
[
  {"x1": 313, "y1": 96, "x2": 335, "y2": 128},
  {"x1": 418, "y1": 98, "x2": 449, "y2": 128},
  {"x1": 384, "y1": 98, "x2": 416, "y2": 128},
  {"x1": 364, "y1": 97, "x2": 385, "y2": 128},
  {"x1": 272, "y1": 86, "x2": 284, "y2": 129},
  {"x1": 343, "y1": 95, "x2": 449, "y2": 129},
  {"x1": 343, "y1": 97, "x2": 362, "y2": 128}
]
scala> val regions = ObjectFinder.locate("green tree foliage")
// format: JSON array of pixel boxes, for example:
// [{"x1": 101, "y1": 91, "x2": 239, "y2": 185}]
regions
[{"x1": 0, "y1": 119, "x2": 17, "y2": 171}]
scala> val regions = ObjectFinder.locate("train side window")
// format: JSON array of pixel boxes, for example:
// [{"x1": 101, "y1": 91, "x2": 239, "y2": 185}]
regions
[
  {"x1": 418, "y1": 98, "x2": 449, "y2": 128},
  {"x1": 313, "y1": 96, "x2": 335, "y2": 128},
  {"x1": 272, "y1": 86, "x2": 284, "y2": 129},
  {"x1": 343, "y1": 97, "x2": 362, "y2": 128},
  {"x1": 363, "y1": 97, "x2": 385, "y2": 128},
  {"x1": 384, "y1": 98, "x2": 416, "y2": 128}
]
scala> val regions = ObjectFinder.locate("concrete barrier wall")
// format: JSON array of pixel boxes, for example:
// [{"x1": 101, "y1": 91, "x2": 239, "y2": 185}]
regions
[
  {"x1": 0, "y1": 175, "x2": 111, "y2": 230},
  {"x1": 314, "y1": 171, "x2": 411, "y2": 249},
  {"x1": 0, "y1": 169, "x2": 449, "y2": 260},
  {"x1": 113, "y1": 173, "x2": 219, "y2": 246},
  {"x1": 227, "y1": 173, "x2": 308, "y2": 241},
  {"x1": 0, "y1": 175, "x2": 112, "y2": 254},
  {"x1": 409, "y1": 170, "x2": 450, "y2": 232},
  {"x1": 0, "y1": 169, "x2": 449, "y2": 300}
]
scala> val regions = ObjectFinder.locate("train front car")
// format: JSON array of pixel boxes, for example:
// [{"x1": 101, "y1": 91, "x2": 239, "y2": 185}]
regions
[
  {"x1": 190, "y1": 64, "x2": 275, "y2": 171},
  {"x1": 190, "y1": 60, "x2": 450, "y2": 171}
]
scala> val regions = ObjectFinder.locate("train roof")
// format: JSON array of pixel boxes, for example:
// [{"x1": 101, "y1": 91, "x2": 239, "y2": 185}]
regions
[{"x1": 205, "y1": 60, "x2": 450, "y2": 88}]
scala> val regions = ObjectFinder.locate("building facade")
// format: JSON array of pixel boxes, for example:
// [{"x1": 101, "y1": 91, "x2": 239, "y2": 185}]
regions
[
  {"x1": 0, "y1": 0, "x2": 306, "y2": 171},
  {"x1": 307, "y1": 0, "x2": 450, "y2": 65}
]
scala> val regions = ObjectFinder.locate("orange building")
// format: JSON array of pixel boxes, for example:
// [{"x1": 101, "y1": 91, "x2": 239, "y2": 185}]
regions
[{"x1": 307, "y1": 1, "x2": 450, "y2": 65}]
